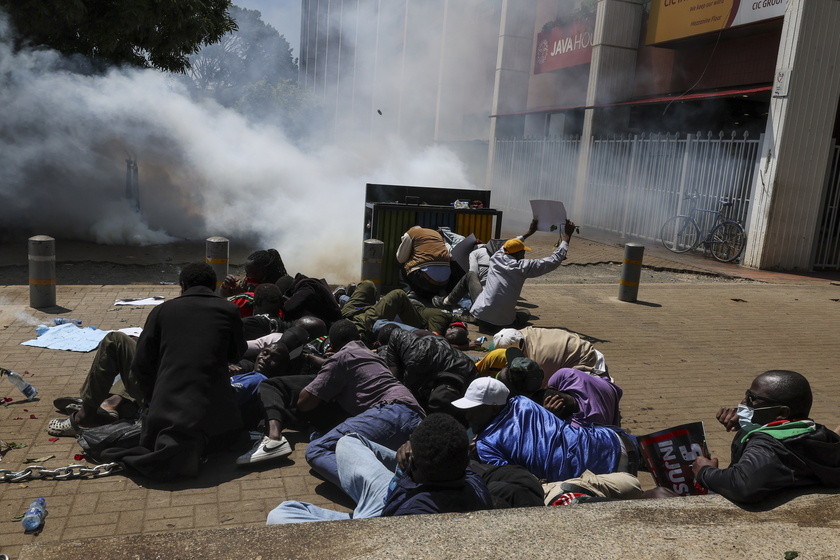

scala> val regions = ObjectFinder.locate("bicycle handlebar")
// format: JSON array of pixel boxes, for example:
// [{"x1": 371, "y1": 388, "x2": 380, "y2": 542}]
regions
[{"x1": 684, "y1": 193, "x2": 734, "y2": 208}]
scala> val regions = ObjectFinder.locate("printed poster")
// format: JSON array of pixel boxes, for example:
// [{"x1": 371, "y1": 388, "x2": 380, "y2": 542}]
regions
[{"x1": 637, "y1": 422, "x2": 711, "y2": 496}]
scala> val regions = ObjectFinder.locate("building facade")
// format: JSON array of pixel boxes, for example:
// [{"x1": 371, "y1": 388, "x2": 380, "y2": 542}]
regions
[{"x1": 300, "y1": 0, "x2": 840, "y2": 270}]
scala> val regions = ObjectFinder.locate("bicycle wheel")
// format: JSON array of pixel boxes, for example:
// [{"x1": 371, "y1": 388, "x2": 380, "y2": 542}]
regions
[
  {"x1": 709, "y1": 221, "x2": 746, "y2": 263},
  {"x1": 660, "y1": 216, "x2": 700, "y2": 253}
]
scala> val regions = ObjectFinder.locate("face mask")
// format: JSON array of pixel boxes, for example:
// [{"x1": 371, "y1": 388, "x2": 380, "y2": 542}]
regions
[
  {"x1": 736, "y1": 404, "x2": 759, "y2": 431},
  {"x1": 737, "y1": 403, "x2": 779, "y2": 431}
]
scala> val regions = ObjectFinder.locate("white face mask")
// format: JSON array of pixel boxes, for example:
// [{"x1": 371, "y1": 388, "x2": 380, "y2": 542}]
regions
[
  {"x1": 736, "y1": 404, "x2": 759, "y2": 431},
  {"x1": 737, "y1": 403, "x2": 779, "y2": 431}
]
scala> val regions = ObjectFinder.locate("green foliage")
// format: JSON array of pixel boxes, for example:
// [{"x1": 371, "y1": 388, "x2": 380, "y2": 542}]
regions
[
  {"x1": 180, "y1": 6, "x2": 313, "y2": 139},
  {"x1": 0, "y1": 0, "x2": 237, "y2": 72},
  {"x1": 182, "y1": 6, "x2": 297, "y2": 99}
]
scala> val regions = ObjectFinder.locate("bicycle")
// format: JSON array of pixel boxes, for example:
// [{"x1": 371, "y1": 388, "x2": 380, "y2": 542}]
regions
[{"x1": 660, "y1": 194, "x2": 746, "y2": 263}]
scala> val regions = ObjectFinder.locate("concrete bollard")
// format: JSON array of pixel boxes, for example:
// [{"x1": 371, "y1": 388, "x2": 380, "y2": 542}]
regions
[
  {"x1": 28, "y1": 235, "x2": 56, "y2": 308},
  {"x1": 205, "y1": 237, "x2": 229, "y2": 292},
  {"x1": 361, "y1": 239, "x2": 384, "y2": 290},
  {"x1": 618, "y1": 243, "x2": 644, "y2": 303}
]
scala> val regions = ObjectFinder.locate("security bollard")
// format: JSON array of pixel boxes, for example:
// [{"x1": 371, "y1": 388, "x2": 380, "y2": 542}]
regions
[
  {"x1": 361, "y1": 239, "x2": 384, "y2": 291},
  {"x1": 618, "y1": 243, "x2": 644, "y2": 303},
  {"x1": 28, "y1": 235, "x2": 56, "y2": 309},
  {"x1": 205, "y1": 237, "x2": 229, "y2": 292}
]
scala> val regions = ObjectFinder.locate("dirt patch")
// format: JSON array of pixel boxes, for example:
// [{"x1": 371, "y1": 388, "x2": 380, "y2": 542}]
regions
[
  {"x1": 0, "y1": 237, "x2": 756, "y2": 286},
  {"x1": 533, "y1": 262, "x2": 753, "y2": 285},
  {"x1": 0, "y1": 261, "x2": 752, "y2": 286},
  {"x1": 0, "y1": 262, "x2": 231, "y2": 286}
]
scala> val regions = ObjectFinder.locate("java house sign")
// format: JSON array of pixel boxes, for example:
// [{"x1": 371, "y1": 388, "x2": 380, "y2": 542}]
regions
[{"x1": 534, "y1": 19, "x2": 595, "y2": 74}]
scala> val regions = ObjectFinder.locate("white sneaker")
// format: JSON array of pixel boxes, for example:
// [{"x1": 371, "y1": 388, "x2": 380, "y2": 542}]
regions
[{"x1": 236, "y1": 436, "x2": 292, "y2": 465}]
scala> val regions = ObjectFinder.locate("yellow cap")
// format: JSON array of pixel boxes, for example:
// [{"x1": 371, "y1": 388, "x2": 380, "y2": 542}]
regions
[{"x1": 503, "y1": 238, "x2": 532, "y2": 253}]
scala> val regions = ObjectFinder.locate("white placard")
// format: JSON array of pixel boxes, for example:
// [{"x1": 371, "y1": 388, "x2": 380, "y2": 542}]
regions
[{"x1": 530, "y1": 200, "x2": 567, "y2": 232}]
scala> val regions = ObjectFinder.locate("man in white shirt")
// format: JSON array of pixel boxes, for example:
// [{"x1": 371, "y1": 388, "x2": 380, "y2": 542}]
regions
[
  {"x1": 446, "y1": 219, "x2": 576, "y2": 328},
  {"x1": 432, "y1": 220, "x2": 540, "y2": 311}
]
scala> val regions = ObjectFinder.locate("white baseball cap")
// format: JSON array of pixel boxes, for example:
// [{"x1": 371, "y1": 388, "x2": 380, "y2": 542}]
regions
[
  {"x1": 492, "y1": 328, "x2": 524, "y2": 350},
  {"x1": 451, "y1": 377, "x2": 510, "y2": 409}
]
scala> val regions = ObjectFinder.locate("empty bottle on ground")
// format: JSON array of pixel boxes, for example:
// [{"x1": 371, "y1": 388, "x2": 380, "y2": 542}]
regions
[
  {"x1": 1, "y1": 367, "x2": 38, "y2": 400},
  {"x1": 22, "y1": 498, "x2": 47, "y2": 531}
]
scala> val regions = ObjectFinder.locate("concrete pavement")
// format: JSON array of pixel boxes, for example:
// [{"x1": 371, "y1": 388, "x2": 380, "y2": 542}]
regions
[{"x1": 1, "y1": 232, "x2": 839, "y2": 559}]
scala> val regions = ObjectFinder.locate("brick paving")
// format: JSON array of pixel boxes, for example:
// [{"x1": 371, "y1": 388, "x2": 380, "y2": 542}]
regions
[{"x1": 1, "y1": 234, "x2": 839, "y2": 558}]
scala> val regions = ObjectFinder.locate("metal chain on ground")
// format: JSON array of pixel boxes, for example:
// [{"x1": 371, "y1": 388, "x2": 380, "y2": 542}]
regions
[{"x1": 0, "y1": 462, "x2": 123, "y2": 483}]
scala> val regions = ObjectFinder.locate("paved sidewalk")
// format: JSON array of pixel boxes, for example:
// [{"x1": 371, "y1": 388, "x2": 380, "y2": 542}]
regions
[{"x1": 1, "y1": 234, "x2": 839, "y2": 559}]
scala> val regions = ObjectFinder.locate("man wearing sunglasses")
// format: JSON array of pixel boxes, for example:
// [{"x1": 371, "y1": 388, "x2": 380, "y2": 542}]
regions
[{"x1": 691, "y1": 370, "x2": 840, "y2": 503}]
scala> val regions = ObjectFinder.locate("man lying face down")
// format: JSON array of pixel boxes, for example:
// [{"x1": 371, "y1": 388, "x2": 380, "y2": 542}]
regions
[
  {"x1": 454, "y1": 377, "x2": 627, "y2": 483},
  {"x1": 266, "y1": 413, "x2": 493, "y2": 524}
]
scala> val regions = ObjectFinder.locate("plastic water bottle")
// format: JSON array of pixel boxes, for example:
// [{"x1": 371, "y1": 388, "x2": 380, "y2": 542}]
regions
[
  {"x1": 22, "y1": 498, "x2": 47, "y2": 531},
  {"x1": 0, "y1": 368, "x2": 38, "y2": 400},
  {"x1": 54, "y1": 318, "x2": 82, "y2": 325}
]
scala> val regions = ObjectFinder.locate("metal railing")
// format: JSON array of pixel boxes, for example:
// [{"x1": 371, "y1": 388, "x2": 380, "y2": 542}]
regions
[
  {"x1": 814, "y1": 141, "x2": 840, "y2": 270},
  {"x1": 490, "y1": 131, "x2": 759, "y2": 244},
  {"x1": 585, "y1": 131, "x2": 758, "y2": 242},
  {"x1": 490, "y1": 136, "x2": 580, "y2": 224}
]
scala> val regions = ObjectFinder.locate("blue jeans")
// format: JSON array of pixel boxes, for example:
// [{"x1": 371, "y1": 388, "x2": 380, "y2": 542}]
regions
[
  {"x1": 267, "y1": 434, "x2": 398, "y2": 524},
  {"x1": 304, "y1": 402, "x2": 422, "y2": 488}
]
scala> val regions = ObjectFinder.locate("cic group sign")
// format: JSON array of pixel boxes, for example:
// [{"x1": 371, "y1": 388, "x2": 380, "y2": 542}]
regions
[
  {"x1": 646, "y1": 0, "x2": 787, "y2": 44},
  {"x1": 534, "y1": 19, "x2": 595, "y2": 74}
]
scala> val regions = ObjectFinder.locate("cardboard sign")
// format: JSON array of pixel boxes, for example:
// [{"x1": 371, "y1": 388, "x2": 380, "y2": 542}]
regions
[
  {"x1": 450, "y1": 234, "x2": 477, "y2": 272},
  {"x1": 530, "y1": 200, "x2": 567, "y2": 232}
]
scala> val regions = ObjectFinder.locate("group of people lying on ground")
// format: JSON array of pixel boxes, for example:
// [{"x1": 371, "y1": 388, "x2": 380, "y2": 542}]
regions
[{"x1": 45, "y1": 230, "x2": 840, "y2": 526}]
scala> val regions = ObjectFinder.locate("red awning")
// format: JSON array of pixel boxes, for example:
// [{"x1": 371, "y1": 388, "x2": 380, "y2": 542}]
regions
[{"x1": 490, "y1": 85, "x2": 772, "y2": 118}]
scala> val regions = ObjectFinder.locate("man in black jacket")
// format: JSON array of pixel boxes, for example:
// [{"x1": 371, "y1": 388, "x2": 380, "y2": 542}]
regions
[
  {"x1": 692, "y1": 370, "x2": 840, "y2": 503},
  {"x1": 101, "y1": 263, "x2": 247, "y2": 480},
  {"x1": 242, "y1": 283, "x2": 285, "y2": 340},
  {"x1": 282, "y1": 273, "x2": 342, "y2": 326},
  {"x1": 383, "y1": 327, "x2": 478, "y2": 416}
]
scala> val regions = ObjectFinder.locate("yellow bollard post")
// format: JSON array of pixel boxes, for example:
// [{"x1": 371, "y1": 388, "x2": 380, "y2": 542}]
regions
[
  {"x1": 361, "y1": 239, "x2": 384, "y2": 293},
  {"x1": 29, "y1": 235, "x2": 56, "y2": 308},
  {"x1": 618, "y1": 243, "x2": 644, "y2": 302},
  {"x1": 205, "y1": 237, "x2": 229, "y2": 292}
]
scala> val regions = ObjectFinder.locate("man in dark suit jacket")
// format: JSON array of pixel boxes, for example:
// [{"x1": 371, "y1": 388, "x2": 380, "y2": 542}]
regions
[{"x1": 102, "y1": 263, "x2": 247, "y2": 480}]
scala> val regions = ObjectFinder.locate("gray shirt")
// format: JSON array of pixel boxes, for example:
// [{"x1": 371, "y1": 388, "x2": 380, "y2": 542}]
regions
[
  {"x1": 470, "y1": 240, "x2": 569, "y2": 326},
  {"x1": 305, "y1": 340, "x2": 421, "y2": 416}
]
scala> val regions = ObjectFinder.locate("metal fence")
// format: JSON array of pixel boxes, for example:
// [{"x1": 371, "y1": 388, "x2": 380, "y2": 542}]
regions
[
  {"x1": 490, "y1": 136, "x2": 580, "y2": 224},
  {"x1": 585, "y1": 131, "x2": 758, "y2": 242},
  {"x1": 814, "y1": 142, "x2": 840, "y2": 269},
  {"x1": 490, "y1": 131, "x2": 760, "y2": 244}
]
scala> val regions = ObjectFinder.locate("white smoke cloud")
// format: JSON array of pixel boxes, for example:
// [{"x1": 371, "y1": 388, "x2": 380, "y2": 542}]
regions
[{"x1": 0, "y1": 12, "x2": 476, "y2": 283}]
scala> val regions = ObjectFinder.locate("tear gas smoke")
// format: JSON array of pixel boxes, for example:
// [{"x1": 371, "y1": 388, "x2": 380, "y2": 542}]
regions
[{"x1": 0, "y1": 14, "x2": 475, "y2": 282}]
